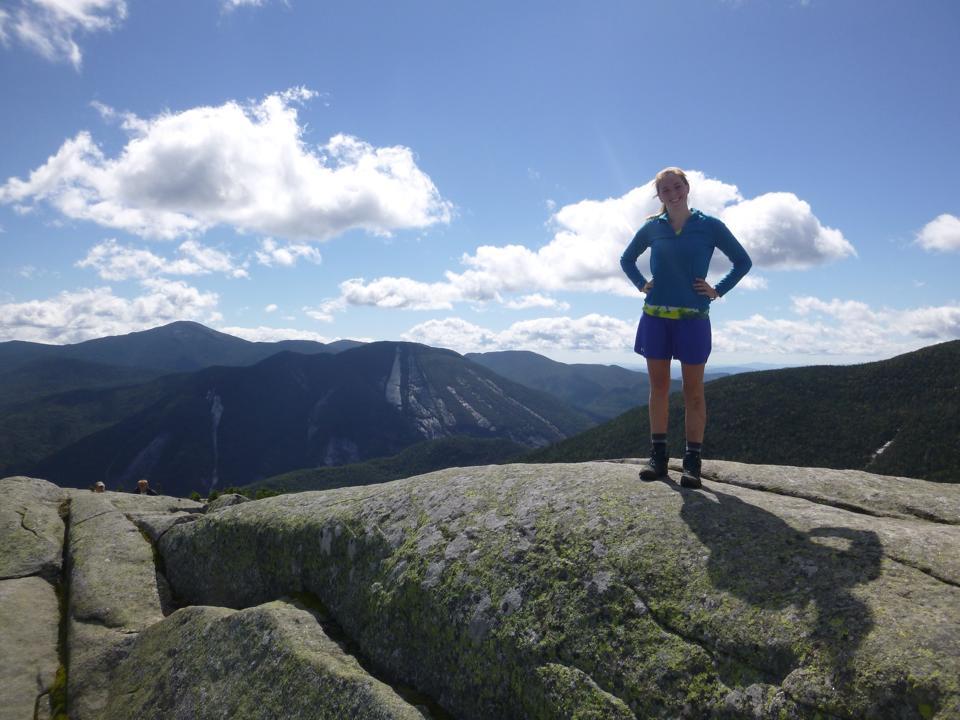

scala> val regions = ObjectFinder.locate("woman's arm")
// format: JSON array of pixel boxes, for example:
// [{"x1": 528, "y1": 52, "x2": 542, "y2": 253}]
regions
[
  {"x1": 711, "y1": 220, "x2": 752, "y2": 297},
  {"x1": 620, "y1": 228, "x2": 651, "y2": 292}
]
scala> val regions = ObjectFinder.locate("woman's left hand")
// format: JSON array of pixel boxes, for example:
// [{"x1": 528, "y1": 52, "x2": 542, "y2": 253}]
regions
[{"x1": 693, "y1": 278, "x2": 719, "y2": 300}]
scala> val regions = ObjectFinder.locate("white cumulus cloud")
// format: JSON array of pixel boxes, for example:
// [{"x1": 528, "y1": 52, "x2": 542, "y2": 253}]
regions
[
  {"x1": 264, "y1": 303, "x2": 278, "y2": 313},
  {"x1": 733, "y1": 274, "x2": 768, "y2": 291},
  {"x1": 303, "y1": 298, "x2": 346, "y2": 323},
  {"x1": 339, "y1": 276, "x2": 462, "y2": 310},
  {"x1": 222, "y1": 0, "x2": 265, "y2": 9},
  {"x1": 0, "y1": 88, "x2": 452, "y2": 241},
  {"x1": 339, "y1": 170, "x2": 846, "y2": 313},
  {"x1": 76, "y1": 238, "x2": 249, "y2": 279},
  {"x1": 719, "y1": 192, "x2": 855, "y2": 269},
  {"x1": 399, "y1": 297, "x2": 960, "y2": 361},
  {"x1": 713, "y1": 296, "x2": 960, "y2": 357},
  {"x1": 215, "y1": 326, "x2": 335, "y2": 343},
  {"x1": 0, "y1": 0, "x2": 127, "y2": 69},
  {"x1": 255, "y1": 238, "x2": 322, "y2": 267},
  {"x1": 402, "y1": 314, "x2": 635, "y2": 354},
  {"x1": 916, "y1": 214, "x2": 960, "y2": 252},
  {"x1": 0, "y1": 278, "x2": 220, "y2": 344},
  {"x1": 503, "y1": 294, "x2": 570, "y2": 311}
]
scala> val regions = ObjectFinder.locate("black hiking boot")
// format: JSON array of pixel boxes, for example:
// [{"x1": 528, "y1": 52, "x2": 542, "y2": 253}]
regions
[
  {"x1": 680, "y1": 451, "x2": 702, "y2": 489},
  {"x1": 638, "y1": 446, "x2": 668, "y2": 481}
]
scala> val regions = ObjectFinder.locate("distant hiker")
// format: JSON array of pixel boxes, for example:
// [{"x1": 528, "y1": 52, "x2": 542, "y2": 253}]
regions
[
  {"x1": 93, "y1": 481, "x2": 106, "y2": 493},
  {"x1": 620, "y1": 167, "x2": 752, "y2": 488},
  {"x1": 134, "y1": 478, "x2": 158, "y2": 496}
]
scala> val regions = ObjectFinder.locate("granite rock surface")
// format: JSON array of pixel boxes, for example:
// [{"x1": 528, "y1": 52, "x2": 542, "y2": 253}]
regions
[{"x1": 3, "y1": 462, "x2": 959, "y2": 720}]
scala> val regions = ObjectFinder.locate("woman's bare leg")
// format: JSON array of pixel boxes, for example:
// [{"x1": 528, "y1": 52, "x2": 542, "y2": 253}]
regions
[
  {"x1": 646, "y1": 358, "x2": 672, "y2": 434},
  {"x1": 680, "y1": 362, "x2": 706, "y2": 443}
]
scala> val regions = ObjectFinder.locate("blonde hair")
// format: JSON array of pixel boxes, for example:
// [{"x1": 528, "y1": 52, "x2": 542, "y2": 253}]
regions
[{"x1": 646, "y1": 167, "x2": 690, "y2": 219}]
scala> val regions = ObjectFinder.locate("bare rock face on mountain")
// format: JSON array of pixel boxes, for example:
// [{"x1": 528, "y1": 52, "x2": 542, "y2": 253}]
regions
[{"x1": 3, "y1": 461, "x2": 960, "y2": 719}]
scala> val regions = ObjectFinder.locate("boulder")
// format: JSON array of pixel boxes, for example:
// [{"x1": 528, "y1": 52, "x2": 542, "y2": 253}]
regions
[
  {"x1": 681, "y1": 459, "x2": 960, "y2": 524},
  {"x1": 160, "y1": 462, "x2": 960, "y2": 720},
  {"x1": 73, "y1": 489, "x2": 205, "y2": 544},
  {"x1": 70, "y1": 490, "x2": 204, "y2": 515},
  {"x1": 0, "y1": 576, "x2": 61, "y2": 720},
  {"x1": 205, "y1": 492, "x2": 250, "y2": 513},
  {"x1": 128, "y1": 511, "x2": 200, "y2": 543},
  {"x1": 0, "y1": 476, "x2": 65, "y2": 581},
  {"x1": 68, "y1": 622, "x2": 139, "y2": 720},
  {"x1": 67, "y1": 492, "x2": 166, "y2": 720},
  {"x1": 103, "y1": 599, "x2": 428, "y2": 720}
]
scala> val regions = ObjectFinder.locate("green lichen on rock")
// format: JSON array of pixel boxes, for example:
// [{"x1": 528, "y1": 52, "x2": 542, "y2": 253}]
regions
[
  {"x1": 48, "y1": 664, "x2": 69, "y2": 720},
  {"x1": 524, "y1": 662, "x2": 635, "y2": 719},
  {"x1": 159, "y1": 462, "x2": 960, "y2": 719},
  {"x1": 102, "y1": 599, "x2": 427, "y2": 720}
]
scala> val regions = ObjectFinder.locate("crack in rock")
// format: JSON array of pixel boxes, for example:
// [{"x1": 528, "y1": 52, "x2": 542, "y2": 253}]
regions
[
  {"x1": 15, "y1": 508, "x2": 44, "y2": 540},
  {"x1": 701, "y1": 471, "x2": 959, "y2": 527},
  {"x1": 885, "y1": 556, "x2": 960, "y2": 590}
]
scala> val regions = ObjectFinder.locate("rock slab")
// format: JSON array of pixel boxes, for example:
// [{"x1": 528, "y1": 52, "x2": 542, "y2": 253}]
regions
[
  {"x1": 160, "y1": 461, "x2": 960, "y2": 720},
  {"x1": 103, "y1": 599, "x2": 428, "y2": 720},
  {"x1": 66, "y1": 492, "x2": 168, "y2": 720}
]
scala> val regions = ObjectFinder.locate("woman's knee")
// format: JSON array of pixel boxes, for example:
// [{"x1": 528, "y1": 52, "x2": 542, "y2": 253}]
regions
[
  {"x1": 650, "y1": 378, "x2": 671, "y2": 397},
  {"x1": 646, "y1": 360, "x2": 672, "y2": 394}
]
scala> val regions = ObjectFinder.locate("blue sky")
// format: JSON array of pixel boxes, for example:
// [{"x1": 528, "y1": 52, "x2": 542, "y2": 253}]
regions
[{"x1": 1, "y1": 0, "x2": 958, "y2": 368}]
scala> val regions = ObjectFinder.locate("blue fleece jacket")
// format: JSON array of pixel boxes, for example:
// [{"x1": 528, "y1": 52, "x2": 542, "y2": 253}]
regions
[{"x1": 620, "y1": 210, "x2": 752, "y2": 313}]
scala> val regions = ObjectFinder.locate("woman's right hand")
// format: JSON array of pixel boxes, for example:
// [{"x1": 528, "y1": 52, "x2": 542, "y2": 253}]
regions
[{"x1": 641, "y1": 280, "x2": 653, "y2": 294}]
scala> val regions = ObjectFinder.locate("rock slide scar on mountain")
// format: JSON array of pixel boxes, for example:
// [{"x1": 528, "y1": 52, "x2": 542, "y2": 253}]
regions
[{"x1": 621, "y1": 167, "x2": 752, "y2": 489}]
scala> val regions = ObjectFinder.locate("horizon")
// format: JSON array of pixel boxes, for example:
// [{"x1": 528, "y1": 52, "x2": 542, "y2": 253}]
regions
[
  {"x1": 5, "y1": 318, "x2": 947, "y2": 375},
  {"x1": 1, "y1": 1, "x2": 958, "y2": 368}
]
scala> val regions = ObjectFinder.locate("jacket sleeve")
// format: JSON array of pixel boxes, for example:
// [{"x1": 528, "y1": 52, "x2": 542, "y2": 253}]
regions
[
  {"x1": 712, "y1": 219, "x2": 752, "y2": 297},
  {"x1": 620, "y1": 227, "x2": 650, "y2": 292}
]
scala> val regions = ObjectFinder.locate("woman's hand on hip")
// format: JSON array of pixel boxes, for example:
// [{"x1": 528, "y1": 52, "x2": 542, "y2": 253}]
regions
[
  {"x1": 641, "y1": 280, "x2": 654, "y2": 294},
  {"x1": 693, "y1": 278, "x2": 718, "y2": 300}
]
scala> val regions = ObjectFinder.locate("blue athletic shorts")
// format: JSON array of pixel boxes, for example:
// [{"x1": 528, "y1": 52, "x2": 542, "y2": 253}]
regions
[{"x1": 634, "y1": 313, "x2": 712, "y2": 365}]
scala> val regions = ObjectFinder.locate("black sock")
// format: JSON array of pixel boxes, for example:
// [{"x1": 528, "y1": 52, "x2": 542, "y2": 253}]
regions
[
  {"x1": 651, "y1": 433, "x2": 667, "y2": 453},
  {"x1": 685, "y1": 441, "x2": 702, "y2": 456}
]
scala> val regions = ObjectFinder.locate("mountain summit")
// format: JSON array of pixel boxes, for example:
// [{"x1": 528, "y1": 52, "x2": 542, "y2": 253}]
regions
[{"x1": 0, "y1": 321, "x2": 356, "y2": 374}]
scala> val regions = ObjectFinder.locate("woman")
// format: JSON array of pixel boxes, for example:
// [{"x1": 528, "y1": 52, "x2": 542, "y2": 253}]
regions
[{"x1": 620, "y1": 167, "x2": 752, "y2": 488}]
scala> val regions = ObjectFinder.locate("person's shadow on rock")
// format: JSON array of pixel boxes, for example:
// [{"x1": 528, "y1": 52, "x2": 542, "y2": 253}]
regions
[{"x1": 666, "y1": 482, "x2": 882, "y2": 685}]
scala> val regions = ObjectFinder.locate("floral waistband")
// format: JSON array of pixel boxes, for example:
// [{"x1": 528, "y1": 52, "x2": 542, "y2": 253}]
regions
[{"x1": 643, "y1": 304, "x2": 710, "y2": 320}]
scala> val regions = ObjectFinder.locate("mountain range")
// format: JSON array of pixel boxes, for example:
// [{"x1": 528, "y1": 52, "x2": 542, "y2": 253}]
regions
[
  {"x1": 0, "y1": 331, "x2": 595, "y2": 496},
  {"x1": 0, "y1": 320, "x2": 361, "y2": 376},
  {"x1": 3, "y1": 323, "x2": 956, "y2": 496}
]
